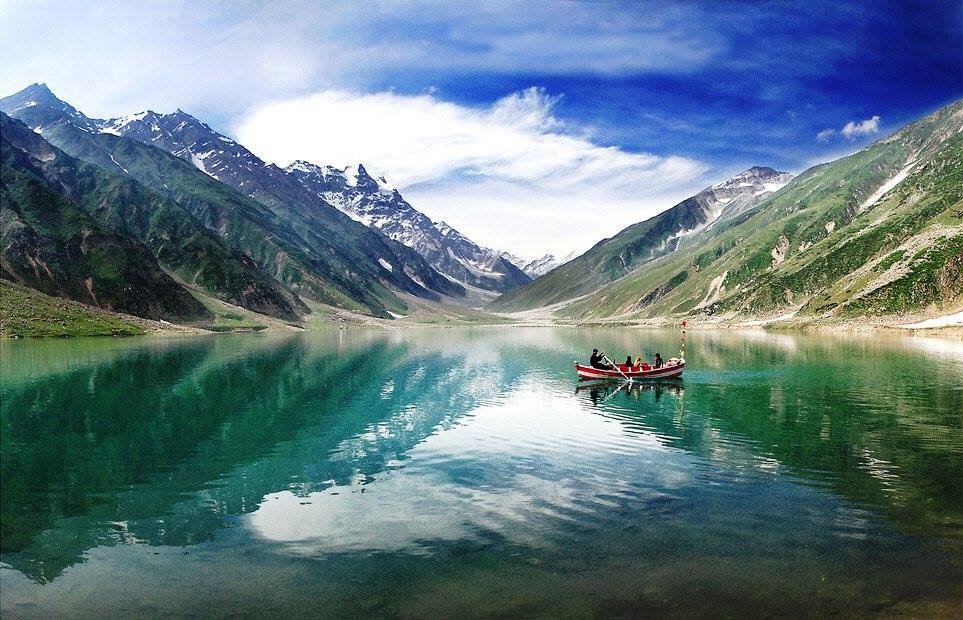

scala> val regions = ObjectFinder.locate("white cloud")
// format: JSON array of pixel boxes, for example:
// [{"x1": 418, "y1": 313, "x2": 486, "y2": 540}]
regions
[
  {"x1": 0, "y1": 1, "x2": 722, "y2": 121},
  {"x1": 815, "y1": 115, "x2": 881, "y2": 142},
  {"x1": 841, "y1": 115, "x2": 880, "y2": 139},
  {"x1": 234, "y1": 88, "x2": 709, "y2": 257}
]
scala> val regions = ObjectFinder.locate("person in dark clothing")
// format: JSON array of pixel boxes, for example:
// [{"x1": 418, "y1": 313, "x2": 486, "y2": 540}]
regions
[
  {"x1": 654, "y1": 353, "x2": 664, "y2": 368},
  {"x1": 589, "y1": 349, "x2": 613, "y2": 370},
  {"x1": 625, "y1": 355, "x2": 633, "y2": 367}
]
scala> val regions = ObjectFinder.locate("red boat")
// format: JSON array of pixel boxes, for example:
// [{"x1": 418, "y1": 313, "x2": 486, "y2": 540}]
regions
[{"x1": 574, "y1": 358, "x2": 685, "y2": 381}]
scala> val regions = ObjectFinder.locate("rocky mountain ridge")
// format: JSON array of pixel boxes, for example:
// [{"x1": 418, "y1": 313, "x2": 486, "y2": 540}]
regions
[
  {"x1": 285, "y1": 161, "x2": 530, "y2": 293},
  {"x1": 13, "y1": 83, "x2": 531, "y2": 296}
]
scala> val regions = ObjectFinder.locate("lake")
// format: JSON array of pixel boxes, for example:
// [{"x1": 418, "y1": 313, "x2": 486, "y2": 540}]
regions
[{"x1": 1, "y1": 328, "x2": 962, "y2": 616}]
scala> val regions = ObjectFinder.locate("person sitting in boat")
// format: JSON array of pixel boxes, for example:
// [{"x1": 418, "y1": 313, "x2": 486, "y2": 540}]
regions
[
  {"x1": 590, "y1": 349, "x2": 613, "y2": 370},
  {"x1": 635, "y1": 356, "x2": 643, "y2": 370},
  {"x1": 654, "y1": 353, "x2": 664, "y2": 368},
  {"x1": 624, "y1": 355, "x2": 633, "y2": 367}
]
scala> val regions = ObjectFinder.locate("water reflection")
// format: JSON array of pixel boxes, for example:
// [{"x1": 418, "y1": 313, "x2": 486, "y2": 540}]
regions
[{"x1": 1, "y1": 328, "x2": 961, "y2": 615}]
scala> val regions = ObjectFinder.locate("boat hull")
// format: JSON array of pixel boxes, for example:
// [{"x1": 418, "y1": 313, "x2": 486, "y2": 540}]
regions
[{"x1": 575, "y1": 360, "x2": 684, "y2": 381}]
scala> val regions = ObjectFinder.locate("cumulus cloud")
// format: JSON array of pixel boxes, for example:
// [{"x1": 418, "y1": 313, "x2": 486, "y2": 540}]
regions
[
  {"x1": 841, "y1": 115, "x2": 881, "y2": 139},
  {"x1": 815, "y1": 115, "x2": 881, "y2": 142},
  {"x1": 235, "y1": 88, "x2": 709, "y2": 256}
]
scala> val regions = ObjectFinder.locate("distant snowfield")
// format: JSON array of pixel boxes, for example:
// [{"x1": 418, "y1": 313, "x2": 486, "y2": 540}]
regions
[{"x1": 901, "y1": 311, "x2": 963, "y2": 329}]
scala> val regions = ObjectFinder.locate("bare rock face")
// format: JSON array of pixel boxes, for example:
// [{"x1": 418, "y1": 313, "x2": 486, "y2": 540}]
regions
[{"x1": 771, "y1": 235, "x2": 790, "y2": 267}]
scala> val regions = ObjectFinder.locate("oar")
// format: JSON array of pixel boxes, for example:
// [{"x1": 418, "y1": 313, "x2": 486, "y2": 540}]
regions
[{"x1": 602, "y1": 353, "x2": 632, "y2": 384}]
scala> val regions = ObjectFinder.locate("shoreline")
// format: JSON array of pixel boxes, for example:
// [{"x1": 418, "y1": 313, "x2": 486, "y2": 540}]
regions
[
  {"x1": 4, "y1": 283, "x2": 961, "y2": 339},
  {"x1": 5, "y1": 309, "x2": 961, "y2": 340}
]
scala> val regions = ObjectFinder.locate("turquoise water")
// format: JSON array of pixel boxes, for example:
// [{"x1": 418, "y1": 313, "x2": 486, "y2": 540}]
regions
[{"x1": 1, "y1": 328, "x2": 962, "y2": 616}]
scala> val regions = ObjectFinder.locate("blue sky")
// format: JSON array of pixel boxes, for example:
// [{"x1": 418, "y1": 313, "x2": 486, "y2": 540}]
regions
[{"x1": 2, "y1": 0, "x2": 960, "y2": 256}]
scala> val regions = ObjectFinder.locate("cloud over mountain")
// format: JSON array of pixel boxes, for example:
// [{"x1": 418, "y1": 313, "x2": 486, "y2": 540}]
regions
[
  {"x1": 235, "y1": 88, "x2": 709, "y2": 255},
  {"x1": 841, "y1": 115, "x2": 881, "y2": 139}
]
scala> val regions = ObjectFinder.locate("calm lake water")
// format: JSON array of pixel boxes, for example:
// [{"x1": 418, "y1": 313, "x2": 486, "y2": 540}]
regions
[{"x1": 1, "y1": 328, "x2": 962, "y2": 616}]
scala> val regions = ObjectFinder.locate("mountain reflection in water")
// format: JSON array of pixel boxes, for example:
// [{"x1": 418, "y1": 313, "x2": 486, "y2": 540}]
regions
[{"x1": 1, "y1": 328, "x2": 961, "y2": 616}]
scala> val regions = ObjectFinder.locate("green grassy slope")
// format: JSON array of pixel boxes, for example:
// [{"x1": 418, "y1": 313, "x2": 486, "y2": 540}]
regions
[
  {"x1": 491, "y1": 167, "x2": 790, "y2": 312},
  {"x1": 557, "y1": 100, "x2": 963, "y2": 321},
  {"x1": 0, "y1": 114, "x2": 303, "y2": 320},
  {"x1": 1, "y1": 141, "x2": 210, "y2": 322},
  {"x1": 0, "y1": 281, "x2": 144, "y2": 337},
  {"x1": 490, "y1": 189, "x2": 717, "y2": 311}
]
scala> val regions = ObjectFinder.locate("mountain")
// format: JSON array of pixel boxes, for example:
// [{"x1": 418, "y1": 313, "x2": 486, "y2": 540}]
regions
[
  {"x1": 498, "y1": 100, "x2": 963, "y2": 322},
  {"x1": 1, "y1": 84, "x2": 463, "y2": 318},
  {"x1": 500, "y1": 252, "x2": 583, "y2": 278},
  {"x1": 284, "y1": 162, "x2": 530, "y2": 294},
  {"x1": 1, "y1": 125, "x2": 209, "y2": 321},
  {"x1": 492, "y1": 166, "x2": 794, "y2": 310},
  {"x1": 515, "y1": 254, "x2": 560, "y2": 278},
  {"x1": 92, "y1": 103, "x2": 465, "y2": 303},
  {"x1": 1, "y1": 113, "x2": 302, "y2": 320}
]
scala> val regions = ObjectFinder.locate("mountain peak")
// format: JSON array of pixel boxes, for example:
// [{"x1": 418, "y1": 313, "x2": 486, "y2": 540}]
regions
[
  {"x1": 286, "y1": 160, "x2": 325, "y2": 175},
  {"x1": 23, "y1": 82, "x2": 55, "y2": 97},
  {"x1": 4, "y1": 82, "x2": 66, "y2": 107},
  {"x1": 434, "y1": 220, "x2": 453, "y2": 234},
  {"x1": 710, "y1": 166, "x2": 794, "y2": 193},
  {"x1": 0, "y1": 83, "x2": 93, "y2": 128},
  {"x1": 167, "y1": 108, "x2": 204, "y2": 124},
  {"x1": 737, "y1": 166, "x2": 785, "y2": 179}
]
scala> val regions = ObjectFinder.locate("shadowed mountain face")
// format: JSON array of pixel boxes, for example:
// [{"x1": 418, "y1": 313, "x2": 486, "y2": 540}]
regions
[
  {"x1": 495, "y1": 100, "x2": 963, "y2": 321},
  {"x1": 1, "y1": 84, "x2": 464, "y2": 319},
  {"x1": 1, "y1": 113, "x2": 302, "y2": 320},
  {"x1": 492, "y1": 166, "x2": 793, "y2": 311},
  {"x1": 1, "y1": 121, "x2": 209, "y2": 322}
]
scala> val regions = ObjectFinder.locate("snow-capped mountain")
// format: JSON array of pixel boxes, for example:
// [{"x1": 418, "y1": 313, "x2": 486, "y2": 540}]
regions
[
  {"x1": 703, "y1": 166, "x2": 795, "y2": 224},
  {"x1": 1, "y1": 84, "x2": 469, "y2": 312},
  {"x1": 0, "y1": 83, "x2": 100, "y2": 133},
  {"x1": 285, "y1": 161, "x2": 531, "y2": 293},
  {"x1": 499, "y1": 251, "x2": 583, "y2": 278},
  {"x1": 94, "y1": 103, "x2": 528, "y2": 295},
  {"x1": 518, "y1": 254, "x2": 560, "y2": 277},
  {"x1": 98, "y1": 108, "x2": 284, "y2": 191},
  {"x1": 86, "y1": 105, "x2": 468, "y2": 302}
]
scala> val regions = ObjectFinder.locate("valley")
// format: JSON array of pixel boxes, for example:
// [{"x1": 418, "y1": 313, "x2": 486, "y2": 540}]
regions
[{"x1": 2, "y1": 85, "x2": 961, "y2": 338}]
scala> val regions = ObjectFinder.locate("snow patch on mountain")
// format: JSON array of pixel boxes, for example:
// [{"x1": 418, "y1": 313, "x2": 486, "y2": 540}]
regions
[
  {"x1": 703, "y1": 166, "x2": 795, "y2": 228},
  {"x1": 859, "y1": 159, "x2": 917, "y2": 212}
]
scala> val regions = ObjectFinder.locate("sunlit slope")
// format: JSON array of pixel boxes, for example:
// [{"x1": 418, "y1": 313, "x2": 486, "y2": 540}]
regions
[
  {"x1": 556, "y1": 100, "x2": 962, "y2": 321},
  {"x1": 0, "y1": 281, "x2": 145, "y2": 337},
  {"x1": 491, "y1": 167, "x2": 792, "y2": 311}
]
